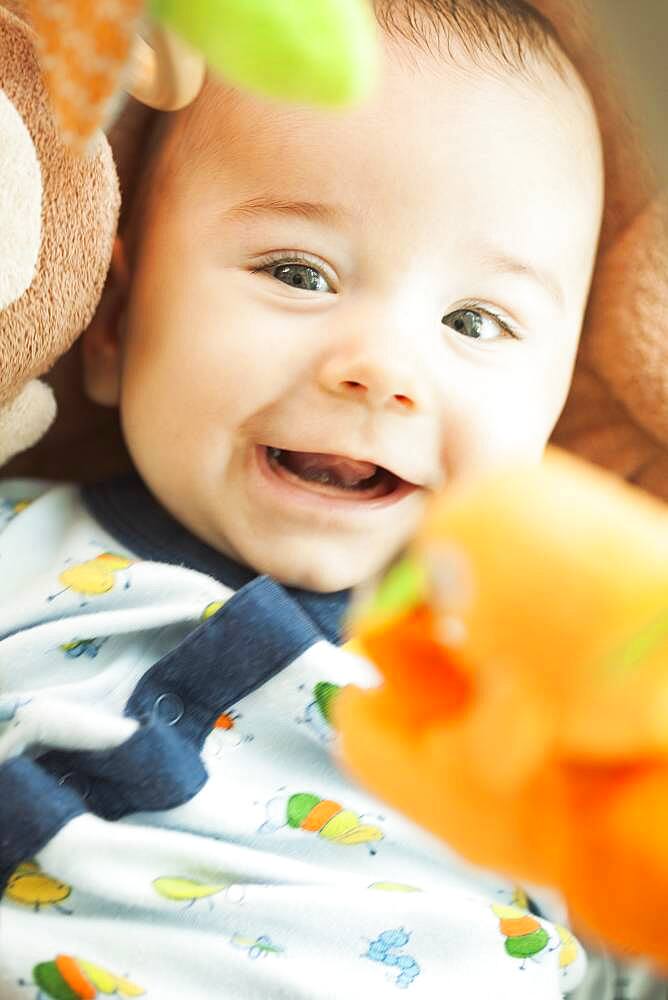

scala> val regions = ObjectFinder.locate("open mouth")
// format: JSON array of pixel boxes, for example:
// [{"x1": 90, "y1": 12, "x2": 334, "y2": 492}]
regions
[{"x1": 262, "y1": 446, "x2": 408, "y2": 501}]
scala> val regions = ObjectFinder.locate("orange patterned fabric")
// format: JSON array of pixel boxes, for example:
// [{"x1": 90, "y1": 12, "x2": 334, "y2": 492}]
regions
[{"x1": 25, "y1": 0, "x2": 144, "y2": 145}]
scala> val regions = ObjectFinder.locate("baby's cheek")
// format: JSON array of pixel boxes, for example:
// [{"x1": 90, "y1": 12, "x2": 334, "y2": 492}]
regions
[{"x1": 379, "y1": 491, "x2": 430, "y2": 557}]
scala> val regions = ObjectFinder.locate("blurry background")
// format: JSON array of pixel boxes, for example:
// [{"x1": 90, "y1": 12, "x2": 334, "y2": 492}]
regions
[{"x1": 591, "y1": 0, "x2": 668, "y2": 184}]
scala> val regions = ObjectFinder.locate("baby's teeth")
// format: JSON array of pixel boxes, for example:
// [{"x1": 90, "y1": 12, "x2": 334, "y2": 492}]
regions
[{"x1": 303, "y1": 468, "x2": 335, "y2": 485}]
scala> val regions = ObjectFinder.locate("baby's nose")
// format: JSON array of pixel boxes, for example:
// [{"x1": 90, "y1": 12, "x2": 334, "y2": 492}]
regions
[{"x1": 318, "y1": 354, "x2": 423, "y2": 412}]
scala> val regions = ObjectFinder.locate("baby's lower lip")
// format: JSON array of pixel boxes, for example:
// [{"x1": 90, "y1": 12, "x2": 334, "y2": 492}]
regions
[{"x1": 253, "y1": 445, "x2": 417, "y2": 512}]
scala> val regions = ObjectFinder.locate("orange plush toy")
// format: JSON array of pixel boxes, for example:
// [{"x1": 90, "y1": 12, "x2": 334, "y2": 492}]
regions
[{"x1": 336, "y1": 448, "x2": 668, "y2": 967}]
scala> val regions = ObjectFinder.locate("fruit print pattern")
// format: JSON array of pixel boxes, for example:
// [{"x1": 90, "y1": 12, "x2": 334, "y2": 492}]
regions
[
  {"x1": 261, "y1": 791, "x2": 384, "y2": 854},
  {"x1": 364, "y1": 927, "x2": 420, "y2": 990},
  {"x1": 493, "y1": 892, "x2": 583, "y2": 983},
  {"x1": 24, "y1": 954, "x2": 144, "y2": 998},
  {"x1": 205, "y1": 709, "x2": 254, "y2": 755},
  {"x1": 230, "y1": 933, "x2": 284, "y2": 960},
  {"x1": 492, "y1": 903, "x2": 552, "y2": 968},
  {"x1": 298, "y1": 681, "x2": 342, "y2": 743},
  {"x1": 201, "y1": 600, "x2": 226, "y2": 621},
  {"x1": 6, "y1": 861, "x2": 72, "y2": 914},
  {"x1": 60, "y1": 638, "x2": 107, "y2": 659},
  {"x1": 48, "y1": 554, "x2": 133, "y2": 603},
  {"x1": 555, "y1": 924, "x2": 579, "y2": 970},
  {"x1": 152, "y1": 876, "x2": 245, "y2": 909}
]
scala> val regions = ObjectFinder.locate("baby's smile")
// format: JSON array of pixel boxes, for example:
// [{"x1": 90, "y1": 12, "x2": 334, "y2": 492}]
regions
[{"x1": 256, "y1": 444, "x2": 419, "y2": 509}]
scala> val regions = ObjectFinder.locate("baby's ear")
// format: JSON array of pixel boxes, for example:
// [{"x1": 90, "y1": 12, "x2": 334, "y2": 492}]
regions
[{"x1": 81, "y1": 238, "x2": 129, "y2": 407}]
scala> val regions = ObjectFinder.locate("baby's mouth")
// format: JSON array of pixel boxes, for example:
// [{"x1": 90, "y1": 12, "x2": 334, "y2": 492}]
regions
[{"x1": 264, "y1": 446, "x2": 404, "y2": 500}]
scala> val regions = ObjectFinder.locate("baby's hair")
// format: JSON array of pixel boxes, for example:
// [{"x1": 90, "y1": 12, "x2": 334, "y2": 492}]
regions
[{"x1": 373, "y1": 0, "x2": 564, "y2": 73}]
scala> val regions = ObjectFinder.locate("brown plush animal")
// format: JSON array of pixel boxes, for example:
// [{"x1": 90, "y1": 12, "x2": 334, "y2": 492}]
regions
[
  {"x1": 0, "y1": 0, "x2": 119, "y2": 468},
  {"x1": 4, "y1": 0, "x2": 668, "y2": 505}
]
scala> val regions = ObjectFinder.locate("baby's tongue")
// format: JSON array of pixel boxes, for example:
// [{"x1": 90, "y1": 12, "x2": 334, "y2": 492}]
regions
[{"x1": 281, "y1": 450, "x2": 377, "y2": 488}]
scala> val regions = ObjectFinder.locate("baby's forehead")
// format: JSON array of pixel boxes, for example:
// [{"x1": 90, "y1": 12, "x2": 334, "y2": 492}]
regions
[
  {"x1": 173, "y1": 37, "x2": 594, "y2": 176},
  {"x1": 168, "y1": 53, "x2": 600, "y2": 244}
]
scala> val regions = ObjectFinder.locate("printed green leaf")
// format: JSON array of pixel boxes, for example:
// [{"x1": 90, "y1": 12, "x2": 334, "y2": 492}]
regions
[{"x1": 313, "y1": 681, "x2": 341, "y2": 723}]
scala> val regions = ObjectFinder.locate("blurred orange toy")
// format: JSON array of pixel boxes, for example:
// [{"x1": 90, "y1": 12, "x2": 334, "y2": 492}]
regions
[{"x1": 336, "y1": 448, "x2": 668, "y2": 967}]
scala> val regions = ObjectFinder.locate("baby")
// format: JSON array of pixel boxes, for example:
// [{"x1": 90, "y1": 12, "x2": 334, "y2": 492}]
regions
[{"x1": 0, "y1": 1, "x2": 603, "y2": 998}]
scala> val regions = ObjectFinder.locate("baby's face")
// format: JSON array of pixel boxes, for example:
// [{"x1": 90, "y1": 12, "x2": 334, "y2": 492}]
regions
[{"x1": 99, "y1": 36, "x2": 603, "y2": 591}]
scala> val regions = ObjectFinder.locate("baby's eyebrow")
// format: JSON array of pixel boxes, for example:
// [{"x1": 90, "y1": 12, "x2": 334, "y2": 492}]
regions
[
  {"x1": 224, "y1": 197, "x2": 348, "y2": 227},
  {"x1": 479, "y1": 247, "x2": 565, "y2": 311}
]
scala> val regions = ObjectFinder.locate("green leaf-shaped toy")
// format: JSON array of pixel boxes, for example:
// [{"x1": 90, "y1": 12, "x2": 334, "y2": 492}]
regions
[
  {"x1": 150, "y1": 0, "x2": 379, "y2": 106},
  {"x1": 348, "y1": 553, "x2": 429, "y2": 637},
  {"x1": 370, "y1": 553, "x2": 428, "y2": 618}
]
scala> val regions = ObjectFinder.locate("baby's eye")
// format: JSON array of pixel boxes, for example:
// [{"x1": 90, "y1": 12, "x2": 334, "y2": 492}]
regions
[
  {"x1": 442, "y1": 307, "x2": 514, "y2": 341},
  {"x1": 269, "y1": 262, "x2": 332, "y2": 293}
]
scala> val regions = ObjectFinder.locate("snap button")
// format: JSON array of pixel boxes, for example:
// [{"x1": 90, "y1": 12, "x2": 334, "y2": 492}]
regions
[
  {"x1": 152, "y1": 692, "x2": 185, "y2": 726},
  {"x1": 57, "y1": 771, "x2": 91, "y2": 801}
]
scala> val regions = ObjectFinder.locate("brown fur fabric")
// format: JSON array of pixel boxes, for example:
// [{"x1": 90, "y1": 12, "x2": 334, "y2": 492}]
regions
[
  {"x1": 5, "y1": 1, "x2": 668, "y2": 502},
  {"x1": 0, "y1": 1, "x2": 119, "y2": 464}
]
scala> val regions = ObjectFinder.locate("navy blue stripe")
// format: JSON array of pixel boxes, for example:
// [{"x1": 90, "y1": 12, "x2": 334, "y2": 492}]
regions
[
  {"x1": 37, "y1": 720, "x2": 208, "y2": 822},
  {"x1": 33, "y1": 576, "x2": 322, "y2": 825},
  {"x1": 0, "y1": 756, "x2": 86, "y2": 893},
  {"x1": 126, "y1": 575, "x2": 321, "y2": 738}
]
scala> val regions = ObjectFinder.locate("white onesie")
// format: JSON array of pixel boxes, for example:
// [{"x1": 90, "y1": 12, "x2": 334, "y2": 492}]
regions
[{"x1": 0, "y1": 476, "x2": 587, "y2": 1000}]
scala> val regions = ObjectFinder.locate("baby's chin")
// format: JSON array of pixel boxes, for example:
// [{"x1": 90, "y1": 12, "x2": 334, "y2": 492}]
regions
[
  {"x1": 227, "y1": 530, "x2": 400, "y2": 593},
  {"x1": 250, "y1": 548, "x2": 383, "y2": 593}
]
